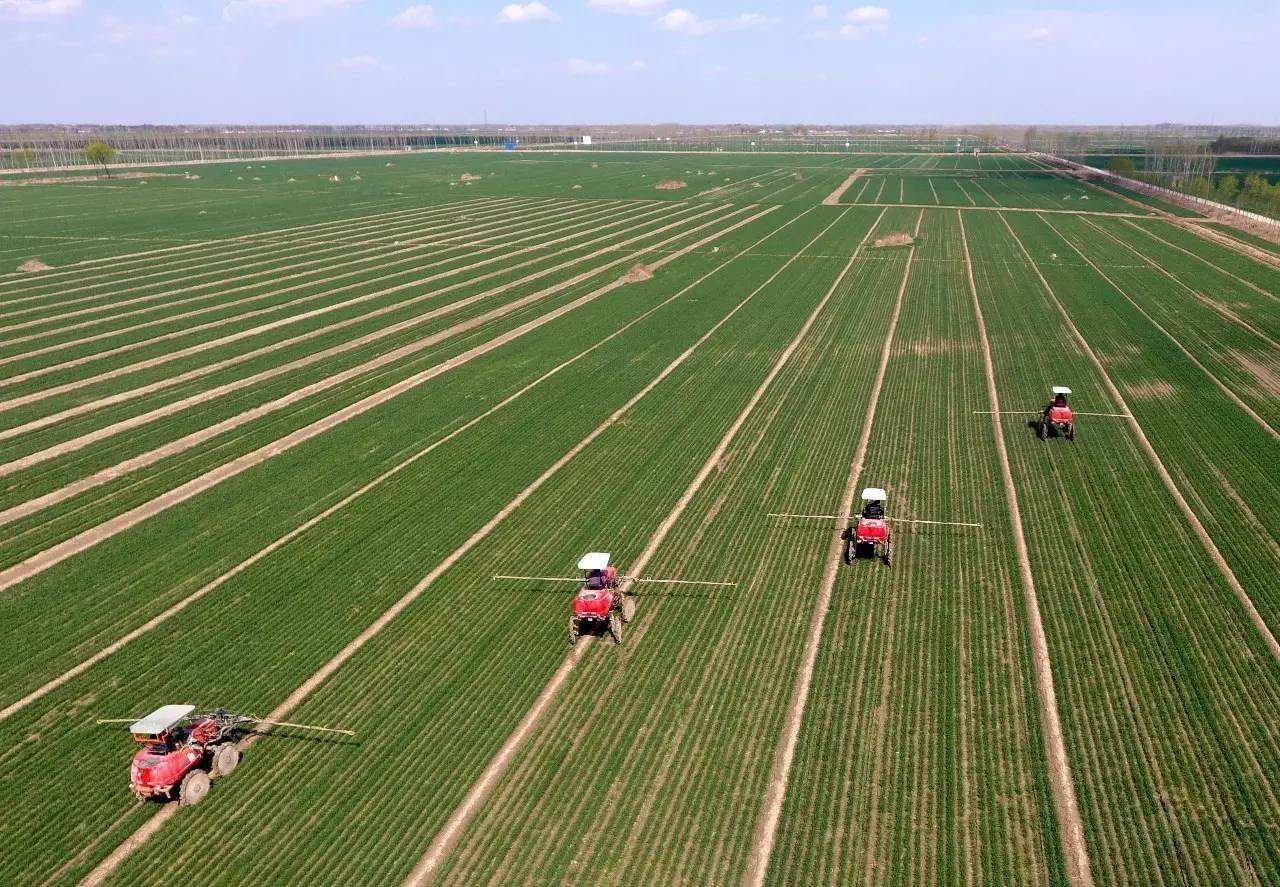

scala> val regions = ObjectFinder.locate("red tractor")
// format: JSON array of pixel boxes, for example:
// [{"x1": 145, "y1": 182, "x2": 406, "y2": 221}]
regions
[
  {"x1": 101, "y1": 705, "x2": 352, "y2": 806},
  {"x1": 569, "y1": 552, "x2": 636, "y2": 645},
  {"x1": 1038, "y1": 386, "x2": 1076, "y2": 441},
  {"x1": 844, "y1": 488, "x2": 892, "y2": 566}
]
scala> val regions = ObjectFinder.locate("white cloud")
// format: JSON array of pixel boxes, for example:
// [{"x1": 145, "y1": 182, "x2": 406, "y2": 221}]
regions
[
  {"x1": 656, "y1": 8, "x2": 773, "y2": 36},
  {"x1": 102, "y1": 10, "x2": 203, "y2": 45},
  {"x1": 390, "y1": 4, "x2": 437, "y2": 27},
  {"x1": 655, "y1": 8, "x2": 709, "y2": 35},
  {"x1": 336, "y1": 53, "x2": 380, "y2": 69},
  {"x1": 565, "y1": 57, "x2": 646, "y2": 75},
  {"x1": 1026, "y1": 26, "x2": 1053, "y2": 41},
  {"x1": 223, "y1": 0, "x2": 366, "y2": 24},
  {"x1": 587, "y1": 0, "x2": 665, "y2": 12},
  {"x1": 808, "y1": 4, "x2": 828, "y2": 21},
  {"x1": 0, "y1": 0, "x2": 81, "y2": 19},
  {"x1": 815, "y1": 4, "x2": 889, "y2": 38},
  {"x1": 498, "y1": 2, "x2": 558, "y2": 23}
]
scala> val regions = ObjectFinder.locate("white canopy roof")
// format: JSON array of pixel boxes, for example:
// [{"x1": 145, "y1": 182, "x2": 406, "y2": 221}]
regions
[
  {"x1": 1052, "y1": 386, "x2": 1072, "y2": 395},
  {"x1": 577, "y1": 552, "x2": 611, "y2": 571},
  {"x1": 861, "y1": 487, "x2": 887, "y2": 502},
  {"x1": 130, "y1": 704, "x2": 195, "y2": 736}
]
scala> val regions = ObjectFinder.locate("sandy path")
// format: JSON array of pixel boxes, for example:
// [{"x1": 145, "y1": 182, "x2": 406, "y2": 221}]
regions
[
  {"x1": 0, "y1": 199, "x2": 555, "y2": 332},
  {"x1": 0, "y1": 208, "x2": 815, "y2": 724},
  {"x1": 0, "y1": 198, "x2": 506, "y2": 294},
  {"x1": 842, "y1": 201, "x2": 1154, "y2": 218},
  {"x1": 1121, "y1": 220, "x2": 1278, "y2": 302},
  {"x1": 0, "y1": 200, "x2": 682, "y2": 395},
  {"x1": 0, "y1": 199, "x2": 636, "y2": 365},
  {"x1": 1, "y1": 207, "x2": 769, "y2": 597},
  {"x1": 0, "y1": 198, "x2": 525, "y2": 318},
  {"x1": 73, "y1": 206, "x2": 778, "y2": 887},
  {"x1": 1000, "y1": 213, "x2": 1280, "y2": 664},
  {"x1": 1175, "y1": 221, "x2": 1280, "y2": 272},
  {"x1": 1076, "y1": 217, "x2": 1278, "y2": 346},
  {"x1": 740, "y1": 206, "x2": 904, "y2": 887},
  {"x1": 960, "y1": 211, "x2": 1094, "y2": 887},
  {"x1": 0, "y1": 203, "x2": 699, "y2": 453},
  {"x1": 1035, "y1": 214, "x2": 1278, "y2": 442},
  {"x1": 404, "y1": 205, "x2": 867, "y2": 887},
  {"x1": 0, "y1": 204, "x2": 743, "y2": 536},
  {"x1": 928, "y1": 178, "x2": 941, "y2": 206},
  {"x1": 821, "y1": 170, "x2": 865, "y2": 206}
]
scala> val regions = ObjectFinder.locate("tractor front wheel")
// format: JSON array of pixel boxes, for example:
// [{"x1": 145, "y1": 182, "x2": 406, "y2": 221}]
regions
[
  {"x1": 609, "y1": 612, "x2": 623, "y2": 644},
  {"x1": 568, "y1": 616, "x2": 579, "y2": 646},
  {"x1": 1038, "y1": 418, "x2": 1049, "y2": 440},
  {"x1": 882, "y1": 536, "x2": 893, "y2": 566},
  {"x1": 1065, "y1": 421, "x2": 1076, "y2": 442},
  {"x1": 179, "y1": 769, "x2": 211, "y2": 807},
  {"x1": 211, "y1": 743, "x2": 240, "y2": 778}
]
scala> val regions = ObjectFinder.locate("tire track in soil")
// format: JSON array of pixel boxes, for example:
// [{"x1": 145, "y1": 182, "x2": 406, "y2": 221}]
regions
[
  {"x1": 740, "y1": 208, "x2": 913, "y2": 887},
  {"x1": 0, "y1": 197, "x2": 509, "y2": 295},
  {"x1": 0, "y1": 203, "x2": 710, "y2": 469},
  {"x1": 1034, "y1": 213, "x2": 1279, "y2": 442},
  {"x1": 962, "y1": 210, "x2": 1094, "y2": 887},
  {"x1": 70, "y1": 205, "x2": 781, "y2": 887},
  {"x1": 999, "y1": 212, "x2": 1280, "y2": 664},
  {"x1": 0, "y1": 198, "x2": 646, "y2": 369},
  {"x1": 404, "y1": 206, "x2": 878, "y2": 887},
  {"x1": 1119, "y1": 219, "x2": 1278, "y2": 302},
  {"x1": 0, "y1": 206, "x2": 768, "y2": 596},
  {"x1": 0, "y1": 202, "x2": 688, "y2": 410},
  {"x1": 1075, "y1": 216, "x2": 1279, "y2": 346},
  {"x1": 0, "y1": 198, "x2": 531, "y2": 322},
  {"x1": 0, "y1": 207, "x2": 815, "y2": 725}
]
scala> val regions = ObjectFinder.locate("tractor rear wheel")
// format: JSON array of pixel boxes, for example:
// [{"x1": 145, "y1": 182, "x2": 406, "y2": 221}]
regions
[
  {"x1": 1038, "y1": 418, "x2": 1048, "y2": 440},
  {"x1": 568, "y1": 615, "x2": 579, "y2": 647},
  {"x1": 1065, "y1": 421, "x2": 1075, "y2": 442},
  {"x1": 179, "y1": 769, "x2": 211, "y2": 806},
  {"x1": 211, "y1": 743, "x2": 240, "y2": 778},
  {"x1": 883, "y1": 537, "x2": 893, "y2": 566},
  {"x1": 609, "y1": 612, "x2": 623, "y2": 644},
  {"x1": 621, "y1": 596, "x2": 636, "y2": 623}
]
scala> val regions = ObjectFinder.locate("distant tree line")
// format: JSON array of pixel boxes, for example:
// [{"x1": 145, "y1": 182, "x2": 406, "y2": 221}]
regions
[
  {"x1": 1209, "y1": 136, "x2": 1280, "y2": 154},
  {"x1": 1108, "y1": 154, "x2": 1280, "y2": 219}
]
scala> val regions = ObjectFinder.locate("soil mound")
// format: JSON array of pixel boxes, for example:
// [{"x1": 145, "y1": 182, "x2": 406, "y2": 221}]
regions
[
  {"x1": 655, "y1": 180, "x2": 687, "y2": 191},
  {"x1": 873, "y1": 233, "x2": 915, "y2": 248},
  {"x1": 620, "y1": 264, "x2": 654, "y2": 283},
  {"x1": 17, "y1": 259, "x2": 53, "y2": 273}
]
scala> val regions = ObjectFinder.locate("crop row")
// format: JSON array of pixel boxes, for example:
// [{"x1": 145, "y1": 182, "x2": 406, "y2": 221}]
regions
[
  {"x1": 0, "y1": 202, "x2": 757, "y2": 569},
  {"x1": 0, "y1": 205, "x2": 876, "y2": 882},
  {"x1": 964, "y1": 209, "x2": 1280, "y2": 884},
  {"x1": 767, "y1": 208, "x2": 1065, "y2": 887}
]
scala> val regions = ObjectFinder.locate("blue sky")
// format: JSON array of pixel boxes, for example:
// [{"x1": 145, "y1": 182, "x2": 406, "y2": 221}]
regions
[{"x1": 1, "y1": 0, "x2": 1276, "y2": 125}]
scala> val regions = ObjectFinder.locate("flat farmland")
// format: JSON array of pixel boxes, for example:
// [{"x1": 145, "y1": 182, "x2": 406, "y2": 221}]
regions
[{"x1": 0, "y1": 150, "x2": 1275, "y2": 885}]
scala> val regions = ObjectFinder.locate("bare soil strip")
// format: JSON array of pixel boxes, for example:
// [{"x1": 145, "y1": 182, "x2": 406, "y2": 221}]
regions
[
  {"x1": 1121, "y1": 220, "x2": 1278, "y2": 301},
  {"x1": 1075, "y1": 217, "x2": 1278, "y2": 346},
  {"x1": 74, "y1": 206, "x2": 783, "y2": 887},
  {"x1": 999, "y1": 212, "x2": 1280, "y2": 665},
  {"x1": 0, "y1": 198, "x2": 507, "y2": 291},
  {"x1": 1175, "y1": 221, "x2": 1280, "y2": 272},
  {"x1": 1036, "y1": 214, "x2": 1278, "y2": 442},
  {"x1": 0, "y1": 200, "x2": 687, "y2": 395},
  {"x1": 960, "y1": 212, "x2": 1095, "y2": 887},
  {"x1": 405, "y1": 205, "x2": 874, "y2": 887},
  {"x1": 0, "y1": 198, "x2": 525, "y2": 315},
  {"x1": 1, "y1": 210, "x2": 814, "y2": 725},
  {"x1": 0, "y1": 205, "x2": 745, "y2": 536},
  {"x1": 741, "y1": 208, "x2": 906, "y2": 887},
  {"x1": 0, "y1": 198, "x2": 549, "y2": 328},
  {"x1": 0, "y1": 204, "x2": 702, "y2": 458},
  {"x1": 0, "y1": 198, "x2": 640, "y2": 364},
  {"x1": 854, "y1": 202, "x2": 1154, "y2": 218},
  {"x1": 1, "y1": 208, "x2": 772, "y2": 598},
  {"x1": 821, "y1": 170, "x2": 865, "y2": 206}
]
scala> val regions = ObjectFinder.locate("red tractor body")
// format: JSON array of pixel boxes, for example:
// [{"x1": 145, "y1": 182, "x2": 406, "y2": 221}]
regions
[
  {"x1": 130, "y1": 742, "x2": 203, "y2": 799},
  {"x1": 569, "y1": 555, "x2": 633, "y2": 644},
  {"x1": 855, "y1": 516, "x2": 889, "y2": 546},
  {"x1": 1039, "y1": 387, "x2": 1076, "y2": 441},
  {"x1": 120, "y1": 706, "x2": 243, "y2": 805},
  {"x1": 845, "y1": 489, "x2": 892, "y2": 566}
]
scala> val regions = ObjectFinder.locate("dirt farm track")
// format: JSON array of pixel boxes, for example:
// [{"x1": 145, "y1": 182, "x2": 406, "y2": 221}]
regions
[{"x1": 0, "y1": 149, "x2": 1277, "y2": 886}]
